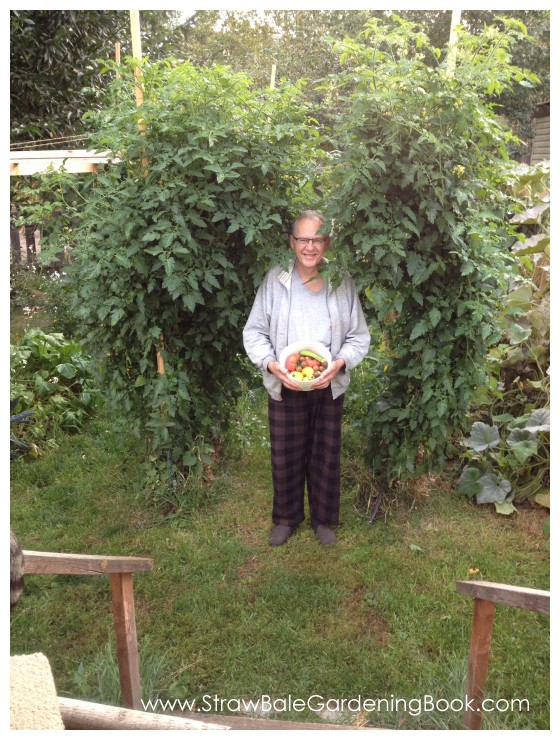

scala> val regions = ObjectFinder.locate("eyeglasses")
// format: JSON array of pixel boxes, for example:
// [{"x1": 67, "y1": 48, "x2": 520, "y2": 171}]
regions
[{"x1": 292, "y1": 237, "x2": 326, "y2": 245}]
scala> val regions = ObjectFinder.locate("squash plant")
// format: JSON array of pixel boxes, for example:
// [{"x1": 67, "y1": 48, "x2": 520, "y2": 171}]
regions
[
  {"x1": 322, "y1": 15, "x2": 541, "y2": 481},
  {"x1": 456, "y1": 162, "x2": 550, "y2": 513}
]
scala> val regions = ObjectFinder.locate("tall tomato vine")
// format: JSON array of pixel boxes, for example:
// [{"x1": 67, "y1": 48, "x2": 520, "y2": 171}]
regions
[
  {"x1": 323, "y1": 16, "x2": 540, "y2": 480},
  {"x1": 68, "y1": 61, "x2": 320, "y2": 474}
]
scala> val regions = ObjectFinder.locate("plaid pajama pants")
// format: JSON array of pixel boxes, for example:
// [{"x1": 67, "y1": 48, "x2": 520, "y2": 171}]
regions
[{"x1": 268, "y1": 387, "x2": 345, "y2": 528}]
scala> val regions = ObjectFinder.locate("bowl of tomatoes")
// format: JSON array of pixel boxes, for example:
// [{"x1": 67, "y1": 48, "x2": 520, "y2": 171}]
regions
[{"x1": 278, "y1": 341, "x2": 332, "y2": 390}]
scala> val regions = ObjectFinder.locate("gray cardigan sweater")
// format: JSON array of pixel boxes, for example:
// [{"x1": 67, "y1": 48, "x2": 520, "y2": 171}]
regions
[{"x1": 242, "y1": 260, "x2": 371, "y2": 400}]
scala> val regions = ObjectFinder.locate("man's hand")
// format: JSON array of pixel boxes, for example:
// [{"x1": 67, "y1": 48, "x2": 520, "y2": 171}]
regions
[
  {"x1": 267, "y1": 360, "x2": 303, "y2": 391},
  {"x1": 311, "y1": 358, "x2": 345, "y2": 390}
]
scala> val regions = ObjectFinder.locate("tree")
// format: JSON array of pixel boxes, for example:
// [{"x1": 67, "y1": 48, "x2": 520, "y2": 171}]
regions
[
  {"x1": 10, "y1": 10, "x2": 127, "y2": 143},
  {"x1": 10, "y1": 10, "x2": 183, "y2": 144},
  {"x1": 177, "y1": 10, "x2": 383, "y2": 90}
]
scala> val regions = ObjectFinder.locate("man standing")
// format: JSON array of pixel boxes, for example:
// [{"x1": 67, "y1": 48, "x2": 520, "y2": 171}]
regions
[{"x1": 243, "y1": 211, "x2": 370, "y2": 545}]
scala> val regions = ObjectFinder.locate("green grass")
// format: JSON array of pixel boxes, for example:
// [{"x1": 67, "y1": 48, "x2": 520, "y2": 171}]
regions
[{"x1": 10, "y1": 400, "x2": 549, "y2": 730}]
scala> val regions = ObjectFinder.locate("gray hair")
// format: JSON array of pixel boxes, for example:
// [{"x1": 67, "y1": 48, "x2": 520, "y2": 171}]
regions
[{"x1": 291, "y1": 210, "x2": 329, "y2": 236}]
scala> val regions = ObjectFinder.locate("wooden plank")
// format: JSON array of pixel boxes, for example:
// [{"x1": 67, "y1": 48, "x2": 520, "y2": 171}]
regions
[
  {"x1": 110, "y1": 573, "x2": 142, "y2": 709},
  {"x1": 464, "y1": 598, "x2": 496, "y2": 730},
  {"x1": 11, "y1": 160, "x2": 99, "y2": 176},
  {"x1": 23, "y1": 551, "x2": 153, "y2": 576},
  {"x1": 10, "y1": 149, "x2": 114, "y2": 159},
  {"x1": 456, "y1": 580, "x2": 549, "y2": 615},
  {"x1": 59, "y1": 697, "x2": 229, "y2": 730},
  {"x1": 10, "y1": 150, "x2": 119, "y2": 176},
  {"x1": 173, "y1": 712, "x2": 378, "y2": 730}
]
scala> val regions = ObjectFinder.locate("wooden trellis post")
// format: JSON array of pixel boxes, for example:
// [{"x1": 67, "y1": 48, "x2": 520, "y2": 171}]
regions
[
  {"x1": 129, "y1": 10, "x2": 165, "y2": 376},
  {"x1": 446, "y1": 9, "x2": 462, "y2": 77}
]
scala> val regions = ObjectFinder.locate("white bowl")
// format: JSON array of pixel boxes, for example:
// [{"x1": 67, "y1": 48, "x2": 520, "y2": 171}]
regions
[{"x1": 278, "y1": 341, "x2": 332, "y2": 391}]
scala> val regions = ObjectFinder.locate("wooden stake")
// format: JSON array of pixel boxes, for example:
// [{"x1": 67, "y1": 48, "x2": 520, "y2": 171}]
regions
[
  {"x1": 464, "y1": 597, "x2": 496, "y2": 729},
  {"x1": 446, "y1": 9, "x2": 462, "y2": 77},
  {"x1": 129, "y1": 11, "x2": 144, "y2": 109},
  {"x1": 115, "y1": 41, "x2": 121, "y2": 79},
  {"x1": 128, "y1": 11, "x2": 164, "y2": 375},
  {"x1": 270, "y1": 61, "x2": 277, "y2": 89},
  {"x1": 110, "y1": 573, "x2": 142, "y2": 710}
]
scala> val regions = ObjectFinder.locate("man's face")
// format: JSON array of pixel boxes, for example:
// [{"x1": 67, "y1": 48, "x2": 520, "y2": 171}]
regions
[{"x1": 290, "y1": 218, "x2": 330, "y2": 271}]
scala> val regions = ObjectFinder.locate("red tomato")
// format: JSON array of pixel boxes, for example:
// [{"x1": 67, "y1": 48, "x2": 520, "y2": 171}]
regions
[{"x1": 286, "y1": 353, "x2": 300, "y2": 372}]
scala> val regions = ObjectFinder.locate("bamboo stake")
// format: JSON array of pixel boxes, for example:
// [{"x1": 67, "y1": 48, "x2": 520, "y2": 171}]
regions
[
  {"x1": 129, "y1": 11, "x2": 144, "y2": 109},
  {"x1": 446, "y1": 9, "x2": 462, "y2": 77},
  {"x1": 128, "y1": 11, "x2": 164, "y2": 375}
]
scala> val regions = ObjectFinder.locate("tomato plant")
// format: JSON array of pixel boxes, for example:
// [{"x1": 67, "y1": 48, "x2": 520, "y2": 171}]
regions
[{"x1": 23, "y1": 60, "x2": 320, "y2": 478}]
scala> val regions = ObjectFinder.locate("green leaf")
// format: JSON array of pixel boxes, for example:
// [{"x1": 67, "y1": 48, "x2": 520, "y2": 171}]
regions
[
  {"x1": 408, "y1": 543, "x2": 425, "y2": 554},
  {"x1": 511, "y1": 234, "x2": 550, "y2": 255},
  {"x1": 494, "y1": 501, "x2": 517, "y2": 515},
  {"x1": 508, "y1": 438, "x2": 539, "y2": 464},
  {"x1": 467, "y1": 422, "x2": 500, "y2": 452},
  {"x1": 506, "y1": 285, "x2": 533, "y2": 309},
  {"x1": 110, "y1": 308, "x2": 125, "y2": 326},
  {"x1": 525, "y1": 408, "x2": 550, "y2": 433},
  {"x1": 510, "y1": 203, "x2": 549, "y2": 224},
  {"x1": 533, "y1": 492, "x2": 550, "y2": 509},
  {"x1": 182, "y1": 451, "x2": 197, "y2": 467},
  {"x1": 476, "y1": 473, "x2": 511, "y2": 505},
  {"x1": 507, "y1": 323, "x2": 532, "y2": 344},
  {"x1": 491, "y1": 413, "x2": 514, "y2": 424},
  {"x1": 428, "y1": 308, "x2": 441, "y2": 328},
  {"x1": 456, "y1": 466, "x2": 483, "y2": 498},
  {"x1": 55, "y1": 363, "x2": 78, "y2": 379},
  {"x1": 410, "y1": 320, "x2": 428, "y2": 341}
]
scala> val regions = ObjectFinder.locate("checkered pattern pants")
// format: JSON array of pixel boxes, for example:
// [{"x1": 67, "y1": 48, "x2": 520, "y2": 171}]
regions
[{"x1": 268, "y1": 387, "x2": 345, "y2": 528}]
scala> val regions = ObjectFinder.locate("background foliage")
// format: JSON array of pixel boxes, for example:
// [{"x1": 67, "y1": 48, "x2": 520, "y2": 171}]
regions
[
  {"x1": 10, "y1": 10, "x2": 182, "y2": 144},
  {"x1": 11, "y1": 328, "x2": 101, "y2": 456},
  {"x1": 11, "y1": 10, "x2": 548, "y2": 159},
  {"x1": 176, "y1": 10, "x2": 548, "y2": 160}
]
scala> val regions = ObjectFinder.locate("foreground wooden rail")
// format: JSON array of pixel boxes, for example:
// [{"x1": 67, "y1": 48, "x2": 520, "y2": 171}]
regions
[
  {"x1": 23, "y1": 550, "x2": 153, "y2": 711},
  {"x1": 59, "y1": 697, "x2": 229, "y2": 731},
  {"x1": 456, "y1": 580, "x2": 550, "y2": 730}
]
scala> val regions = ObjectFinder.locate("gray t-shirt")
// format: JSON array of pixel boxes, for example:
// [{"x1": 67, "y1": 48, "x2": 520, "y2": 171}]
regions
[{"x1": 287, "y1": 268, "x2": 332, "y2": 347}]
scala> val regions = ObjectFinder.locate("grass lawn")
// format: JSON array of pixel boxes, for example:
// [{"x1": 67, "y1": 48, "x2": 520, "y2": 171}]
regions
[{"x1": 10, "y1": 391, "x2": 549, "y2": 730}]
